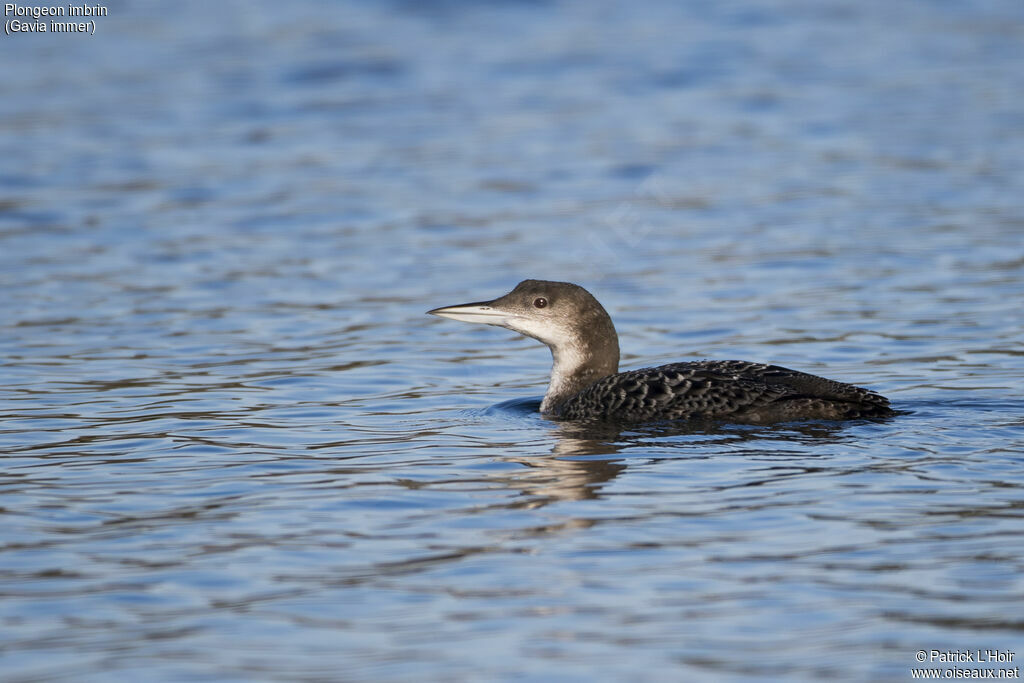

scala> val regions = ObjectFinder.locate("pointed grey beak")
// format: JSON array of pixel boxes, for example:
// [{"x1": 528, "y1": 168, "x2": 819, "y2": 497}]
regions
[{"x1": 427, "y1": 300, "x2": 511, "y2": 327}]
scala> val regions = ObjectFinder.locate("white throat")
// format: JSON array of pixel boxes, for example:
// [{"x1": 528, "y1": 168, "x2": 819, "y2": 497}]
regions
[{"x1": 541, "y1": 345, "x2": 590, "y2": 414}]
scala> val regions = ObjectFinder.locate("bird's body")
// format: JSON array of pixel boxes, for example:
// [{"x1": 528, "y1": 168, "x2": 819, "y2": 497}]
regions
[
  {"x1": 554, "y1": 359, "x2": 891, "y2": 422},
  {"x1": 428, "y1": 280, "x2": 894, "y2": 424}
]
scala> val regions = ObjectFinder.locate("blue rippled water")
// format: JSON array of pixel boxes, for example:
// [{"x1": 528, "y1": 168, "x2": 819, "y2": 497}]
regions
[{"x1": 2, "y1": 1, "x2": 1023, "y2": 680}]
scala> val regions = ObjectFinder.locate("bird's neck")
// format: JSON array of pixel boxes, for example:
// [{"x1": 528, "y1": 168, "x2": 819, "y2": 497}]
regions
[{"x1": 540, "y1": 330, "x2": 619, "y2": 415}]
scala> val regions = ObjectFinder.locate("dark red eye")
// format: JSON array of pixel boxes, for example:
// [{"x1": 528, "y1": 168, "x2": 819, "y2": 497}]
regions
[{"x1": 533, "y1": 297, "x2": 548, "y2": 309}]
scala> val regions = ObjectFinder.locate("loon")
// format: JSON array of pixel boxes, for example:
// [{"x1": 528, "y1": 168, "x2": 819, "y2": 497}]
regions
[{"x1": 428, "y1": 280, "x2": 894, "y2": 423}]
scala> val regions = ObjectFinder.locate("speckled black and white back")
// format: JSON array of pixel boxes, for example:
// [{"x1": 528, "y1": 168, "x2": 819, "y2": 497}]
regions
[{"x1": 553, "y1": 360, "x2": 893, "y2": 423}]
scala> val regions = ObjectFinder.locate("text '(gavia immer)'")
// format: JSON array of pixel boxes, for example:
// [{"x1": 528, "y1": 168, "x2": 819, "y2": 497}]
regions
[{"x1": 428, "y1": 280, "x2": 894, "y2": 423}]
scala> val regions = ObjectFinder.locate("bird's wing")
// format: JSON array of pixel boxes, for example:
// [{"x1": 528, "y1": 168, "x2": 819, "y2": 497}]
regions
[
  {"x1": 558, "y1": 360, "x2": 889, "y2": 421},
  {"x1": 704, "y1": 360, "x2": 891, "y2": 409}
]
